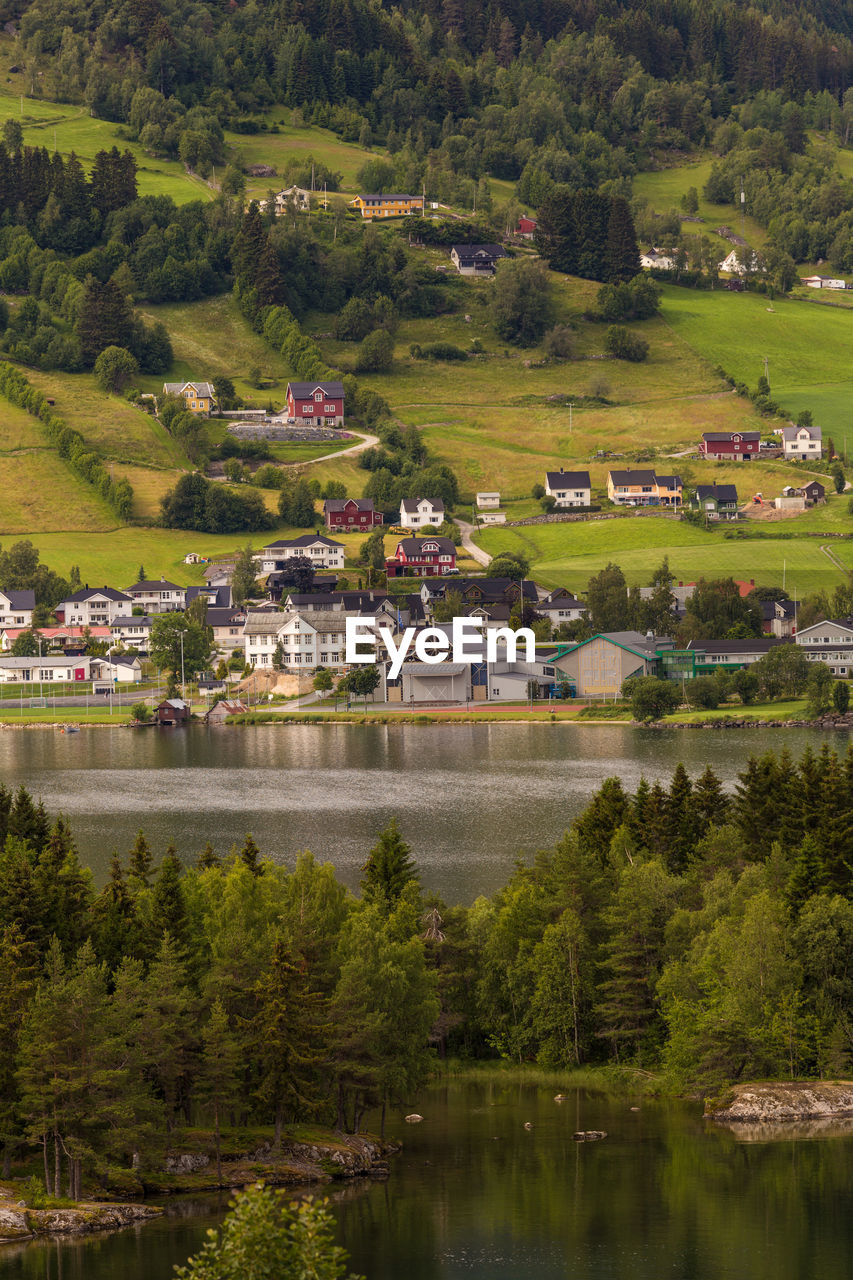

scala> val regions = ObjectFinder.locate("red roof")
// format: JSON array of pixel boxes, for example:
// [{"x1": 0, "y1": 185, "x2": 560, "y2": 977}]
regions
[
  {"x1": 3, "y1": 626, "x2": 111, "y2": 640},
  {"x1": 734, "y1": 580, "x2": 756, "y2": 598}
]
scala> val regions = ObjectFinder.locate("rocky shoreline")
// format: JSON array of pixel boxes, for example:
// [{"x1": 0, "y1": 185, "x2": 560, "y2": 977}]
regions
[
  {"x1": 708, "y1": 1080, "x2": 853, "y2": 1124},
  {"x1": 0, "y1": 1132, "x2": 394, "y2": 1244}
]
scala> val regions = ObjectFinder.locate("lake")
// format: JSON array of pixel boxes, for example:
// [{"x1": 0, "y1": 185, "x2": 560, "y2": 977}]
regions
[
  {"x1": 2, "y1": 1079, "x2": 853, "y2": 1279},
  {"x1": 0, "y1": 722, "x2": 843, "y2": 902}
]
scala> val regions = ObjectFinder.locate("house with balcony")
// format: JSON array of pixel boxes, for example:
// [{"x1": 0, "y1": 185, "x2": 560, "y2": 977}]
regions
[
  {"x1": 450, "y1": 244, "x2": 508, "y2": 275},
  {"x1": 385, "y1": 536, "x2": 457, "y2": 578},
  {"x1": 122, "y1": 579, "x2": 186, "y2": 613},
  {"x1": 56, "y1": 586, "x2": 132, "y2": 627},
  {"x1": 349, "y1": 194, "x2": 424, "y2": 219},
  {"x1": 700, "y1": 431, "x2": 761, "y2": 461},
  {"x1": 607, "y1": 470, "x2": 682, "y2": 506},
  {"x1": 257, "y1": 536, "x2": 345, "y2": 572}
]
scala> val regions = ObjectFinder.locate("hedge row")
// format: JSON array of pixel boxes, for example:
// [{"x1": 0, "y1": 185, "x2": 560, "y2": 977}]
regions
[{"x1": 0, "y1": 361, "x2": 133, "y2": 519}]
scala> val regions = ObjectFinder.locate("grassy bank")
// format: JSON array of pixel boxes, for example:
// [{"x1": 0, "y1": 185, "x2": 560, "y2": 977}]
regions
[{"x1": 436, "y1": 1059, "x2": 667, "y2": 1096}]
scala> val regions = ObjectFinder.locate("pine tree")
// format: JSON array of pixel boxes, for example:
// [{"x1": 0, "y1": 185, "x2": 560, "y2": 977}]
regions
[
  {"x1": 197, "y1": 999, "x2": 241, "y2": 1184},
  {"x1": 197, "y1": 842, "x2": 220, "y2": 870},
  {"x1": 0, "y1": 924, "x2": 37, "y2": 1177},
  {"x1": 785, "y1": 835, "x2": 825, "y2": 915},
  {"x1": 360, "y1": 819, "x2": 418, "y2": 907},
  {"x1": 148, "y1": 845, "x2": 189, "y2": 957},
  {"x1": 604, "y1": 196, "x2": 641, "y2": 283},
  {"x1": 693, "y1": 765, "x2": 729, "y2": 834},
  {"x1": 128, "y1": 830, "x2": 154, "y2": 888},
  {"x1": 239, "y1": 833, "x2": 263, "y2": 876},
  {"x1": 249, "y1": 937, "x2": 329, "y2": 1144},
  {"x1": 140, "y1": 933, "x2": 194, "y2": 1131},
  {"x1": 89, "y1": 854, "x2": 140, "y2": 969}
]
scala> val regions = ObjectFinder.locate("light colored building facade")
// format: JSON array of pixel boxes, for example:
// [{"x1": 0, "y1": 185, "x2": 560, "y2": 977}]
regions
[
  {"x1": 57, "y1": 587, "x2": 131, "y2": 627},
  {"x1": 781, "y1": 424, "x2": 822, "y2": 460},
  {"x1": 545, "y1": 470, "x2": 591, "y2": 508},
  {"x1": 123, "y1": 580, "x2": 186, "y2": 613},
  {"x1": 399, "y1": 497, "x2": 445, "y2": 528},
  {"x1": 257, "y1": 537, "x2": 345, "y2": 572}
]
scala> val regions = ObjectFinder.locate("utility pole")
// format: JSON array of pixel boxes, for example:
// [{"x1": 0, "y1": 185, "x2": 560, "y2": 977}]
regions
[
  {"x1": 763, "y1": 355, "x2": 769, "y2": 387},
  {"x1": 180, "y1": 631, "x2": 185, "y2": 702},
  {"x1": 569, "y1": 402, "x2": 573, "y2": 434}
]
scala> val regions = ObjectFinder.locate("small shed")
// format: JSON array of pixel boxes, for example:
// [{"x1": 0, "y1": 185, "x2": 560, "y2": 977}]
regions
[
  {"x1": 205, "y1": 699, "x2": 248, "y2": 724},
  {"x1": 156, "y1": 698, "x2": 190, "y2": 725},
  {"x1": 476, "y1": 492, "x2": 501, "y2": 509},
  {"x1": 480, "y1": 511, "x2": 507, "y2": 524}
]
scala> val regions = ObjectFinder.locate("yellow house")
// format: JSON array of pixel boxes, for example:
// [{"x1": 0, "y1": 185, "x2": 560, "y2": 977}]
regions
[
  {"x1": 349, "y1": 194, "x2": 424, "y2": 219},
  {"x1": 607, "y1": 469, "x2": 682, "y2": 507},
  {"x1": 163, "y1": 381, "x2": 216, "y2": 415}
]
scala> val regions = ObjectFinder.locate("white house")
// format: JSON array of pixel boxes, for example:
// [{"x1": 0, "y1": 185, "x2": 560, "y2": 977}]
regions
[
  {"x1": 640, "y1": 248, "x2": 675, "y2": 270},
  {"x1": 256, "y1": 537, "x2": 345, "y2": 572},
  {"x1": 800, "y1": 275, "x2": 846, "y2": 290},
  {"x1": 545, "y1": 470, "x2": 591, "y2": 508},
  {"x1": 476, "y1": 492, "x2": 501, "y2": 509},
  {"x1": 781, "y1": 424, "x2": 822, "y2": 461},
  {"x1": 0, "y1": 655, "x2": 94, "y2": 684},
  {"x1": 91, "y1": 656, "x2": 142, "y2": 683},
  {"x1": 0, "y1": 589, "x2": 35, "y2": 630},
  {"x1": 110, "y1": 616, "x2": 153, "y2": 649},
  {"x1": 261, "y1": 186, "x2": 312, "y2": 215},
  {"x1": 123, "y1": 579, "x2": 186, "y2": 613},
  {"x1": 57, "y1": 587, "x2": 132, "y2": 627},
  {"x1": 718, "y1": 248, "x2": 765, "y2": 275},
  {"x1": 399, "y1": 497, "x2": 445, "y2": 529},
  {"x1": 536, "y1": 589, "x2": 588, "y2": 626}
]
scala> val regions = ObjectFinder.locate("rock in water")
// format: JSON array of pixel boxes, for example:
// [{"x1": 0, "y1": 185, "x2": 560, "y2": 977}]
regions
[
  {"x1": 404, "y1": 1114, "x2": 423, "y2": 1124},
  {"x1": 573, "y1": 1130, "x2": 607, "y2": 1141},
  {"x1": 523, "y1": 1122, "x2": 534, "y2": 1130}
]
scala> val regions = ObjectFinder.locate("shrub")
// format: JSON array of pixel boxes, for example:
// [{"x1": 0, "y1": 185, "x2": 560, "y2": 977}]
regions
[
  {"x1": 605, "y1": 326, "x2": 649, "y2": 362},
  {"x1": 420, "y1": 342, "x2": 468, "y2": 361}
]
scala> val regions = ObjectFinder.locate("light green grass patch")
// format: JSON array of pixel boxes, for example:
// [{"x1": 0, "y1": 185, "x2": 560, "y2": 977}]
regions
[
  {"x1": 633, "y1": 158, "x2": 767, "y2": 252},
  {"x1": 477, "y1": 517, "x2": 849, "y2": 594},
  {"x1": 665, "y1": 698, "x2": 810, "y2": 723},
  {"x1": 0, "y1": 451, "x2": 118, "y2": 533},
  {"x1": 0, "y1": 400, "x2": 51, "y2": 451}
]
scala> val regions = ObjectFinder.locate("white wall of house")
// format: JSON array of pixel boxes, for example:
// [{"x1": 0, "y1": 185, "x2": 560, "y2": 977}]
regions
[{"x1": 61, "y1": 593, "x2": 131, "y2": 626}]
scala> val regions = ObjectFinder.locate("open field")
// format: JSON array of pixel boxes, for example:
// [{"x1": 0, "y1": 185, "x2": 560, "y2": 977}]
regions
[
  {"x1": 0, "y1": 89, "x2": 214, "y2": 206},
  {"x1": 659, "y1": 285, "x2": 853, "y2": 449},
  {"x1": 228, "y1": 114, "x2": 377, "y2": 200},
  {"x1": 633, "y1": 158, "x2": 768, "y2": 254},
  {"x1": 0, "y1": 400, "x2": 51, "y2": 451},
  {"x1": 21, "y1": 369, "x2": 189, "y2": 468},
  {"x1": 137, "y1": 296, "x2": 295, "y2": 409},
  {"x1": 118, "y1": 466, "x2": 186, "y2": 520},
  {"x1": 477, "y1": 516, "x2": 850, "y2": 595},
  {"x1": 0, "y1": 451, "x2": 118, "y2": 534}
]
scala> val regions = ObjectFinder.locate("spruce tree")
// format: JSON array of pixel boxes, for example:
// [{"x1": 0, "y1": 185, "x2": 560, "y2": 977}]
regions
[
  {"x1": 693, "y1": 765, "x2": 729, "y2": 834},
  {"x1": 662, "y1": 763, "x2": 699, "y2": 874},
  {"x1": 197, "y1": 999, "x2": 241, "y2": 1184},
  {"x1": 128, "y1": 830, "x2": 154, "y2": 888},
  {"x1": 139, "y1": 933, "x2": 194, "y2": 1131},
  {"x1": 573, "y1": 777, "x2": 628, "y2": 866},
  {"x1": 249, "y1": 937, "x2": 329, "y2": 1144},
  {"x1": 604, "y1": 196, "x2": 641, "y2": 283},
  {"x1": 89, "y1": 854, "x2": 140, "y2": 970},
  {"x1": 0, "y1": 924, "x2": 37, "y2": 1177},
  {"x1": 785, "y1": 835, "x2": 825, "y2": 915},
  {"x1": 533, "y1": 185, "x2": 578, "y2": 273},
  {"x1": 360, "y1": 819, "x2": 419, "y2": 907},
  {"x1": 239, "y1": 833, "x2": 263, "y2": 877},
  {"x1": 148, "y1": 845, "x2": 189, "y2": 957},
  {"x1": 197, "y1": 842, "x2": 220, "y2": 870}
]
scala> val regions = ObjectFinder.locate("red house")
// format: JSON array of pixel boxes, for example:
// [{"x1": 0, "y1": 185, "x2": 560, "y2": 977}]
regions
[
  {"x1": 700, "y1": 431, "x2": 760, "y2": 460},
  {"x1": 324, "y1": 498, "x2": 382, "y2": 532},
  {"x1": 286, "y1": 381, "x2": 345, "y2": 427},
  {"x1": 386, "y1": 536, "x2": 457, "y2": 578},
  {"x1": 517, "y1": 216, "x2": 538, "y2": 238}
]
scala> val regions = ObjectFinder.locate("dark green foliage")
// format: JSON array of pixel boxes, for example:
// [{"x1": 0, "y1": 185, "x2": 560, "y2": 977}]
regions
[
  {"x1": 491, "y1": 258, "x2": 553, "y2": 346},
  {"x1": 161, "y1": 473, "x2": 275, "y2": 534},
  {"x1": 360, "y1": 819, "x2": 418, "y2": 907},
  {"x1": 605, "y1": 325, "x2": 649, "y2": 362}
]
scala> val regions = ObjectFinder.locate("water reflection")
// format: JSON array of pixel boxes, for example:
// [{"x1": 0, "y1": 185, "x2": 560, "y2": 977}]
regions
[{"x1": 0, "y1": 723, "x2": 843, "y2": 901}]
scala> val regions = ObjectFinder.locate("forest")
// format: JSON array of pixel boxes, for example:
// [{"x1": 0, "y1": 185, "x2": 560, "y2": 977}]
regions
[{"x1": 1, "y1": 743, "x2": 852, "y2": 1197}]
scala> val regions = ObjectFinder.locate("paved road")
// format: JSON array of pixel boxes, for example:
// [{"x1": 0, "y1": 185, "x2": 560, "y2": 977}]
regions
[{"x1": 454, "y1": 517, "x2": 492, "y2": 567}]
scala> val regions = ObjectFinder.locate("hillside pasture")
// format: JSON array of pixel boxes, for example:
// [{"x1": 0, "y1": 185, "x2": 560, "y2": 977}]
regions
[
  {"x1": 477, "y1": 517, "x2": 848, "y2": 596},
  {"x1": 0, "y1": 400, "x2": 52, "y2": 452},
  {"x1": 633, "y1": 158, "x2": 768, "y2": 254},
  {"x1": 0, "y1": 451, "x2": 118, "y2": 533},
  {"x1": 660, "y1": 285, "x2": 853, "y2": 449}
]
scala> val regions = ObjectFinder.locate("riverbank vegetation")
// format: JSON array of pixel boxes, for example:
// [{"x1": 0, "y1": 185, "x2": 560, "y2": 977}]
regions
[{"x1": 0, "y1": 745, "x2": 851, "y2": 1201}]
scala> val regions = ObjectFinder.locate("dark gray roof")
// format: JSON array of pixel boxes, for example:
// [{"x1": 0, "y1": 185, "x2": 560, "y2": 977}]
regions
[
  {"x1": 655, "y1": 474, "x2": 682, "y2": 488},
  {"x1": 206, "y1": 607, "x2": 247, "y2": 626},
  {"x1": 400, "y1": 497, "x2": 444, "y2": 513},
  {"x1": 287, "y1": 381, "x2": 345, "y2": 399},
  {"x1": 702, "y1": 431, "x2": 761, "y2": 442},
  {"x1": 186, "y1": 585, "x2": 233, "y2": 607},
  {"x1": 395, "y1": 536, "x2": 456, "y2": 556},
  {"x1": 695, "y1": 484, "x2": 738, "y2": 502},
  {"x1": 264, "y1": 535, "x2": 342, "y2": 549},
  {"x1": 452, "y1": 243, "x2": 507, "y2": 262},
  {"x1": 61, "y1": 586, "x2": 131, "y2": 604},
  {"x1": 0, "y1": 588, "x2": 36, "y2": 609},
  {"x1": 609, "y1": 469, "x2": 657, "y2": 486},
  {"x1": 698, "y1": 638, "x2": 784, "y2": 654},
  {"x1": 546, "y1": 470, "x2": 591, "y2": 489},
  {"x1": 125, "y1": 579, "x2": 184, "y2": 592}
]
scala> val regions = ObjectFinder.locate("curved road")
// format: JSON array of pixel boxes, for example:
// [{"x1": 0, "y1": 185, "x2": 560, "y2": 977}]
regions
[{"x1": 454, "y1": 517, "x2": 492, "y2": 568}]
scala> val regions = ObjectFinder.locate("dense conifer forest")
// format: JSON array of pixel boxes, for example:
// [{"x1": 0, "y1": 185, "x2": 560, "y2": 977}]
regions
[{"x1": 1, "y1": 746, "x2": 852, "y2": 1196}]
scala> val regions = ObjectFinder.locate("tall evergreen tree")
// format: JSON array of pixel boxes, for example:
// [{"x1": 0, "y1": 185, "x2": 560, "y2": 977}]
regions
[
  {"x1": 604, "y1": 196, "x2": 641, "y2": 283},
  {"x1": 360, "y1": 819, "x2": 419, "y2": 907},
  {"x1": 197, "y1": 998, "x2": 241, "y2": 1184}
]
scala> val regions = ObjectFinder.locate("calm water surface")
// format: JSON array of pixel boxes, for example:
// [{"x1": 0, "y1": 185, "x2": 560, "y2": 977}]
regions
[
  {"x1": 0, "y1": 722, "x2": 843, "y2": 901},
  {"x1": 2, "y1": 1081, "x2": 852, "y2": 1280}
]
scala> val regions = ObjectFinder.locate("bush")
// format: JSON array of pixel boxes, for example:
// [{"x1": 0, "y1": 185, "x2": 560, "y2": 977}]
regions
[
  {"x1": 605, "y1": 326, "x2": 649, "y2": 362},
  {"x1": 543, "y1": 324, "x2": 574, "y2": 358},
  {"x1": 625, "y1": 676, "x2": 681, "y2": 721},
  {"x1": 420, "y1": 342, "x2": 468, "y2": 361},
  {"x1": 356, "y1": 328, "x2": 394, "y2": 373},
  {"x1": 531, "y1": 482, "x2": 545, "y2": 499},
  {"x1": 685, "y1": 676, "x2": 721, "y2": 710},
  {"x1": 130, "y1": 701, "x2": 151, "y2": 722}
]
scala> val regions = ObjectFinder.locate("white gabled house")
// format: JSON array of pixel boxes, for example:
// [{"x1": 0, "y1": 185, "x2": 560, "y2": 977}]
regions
[
  {"x1": 123, "y1": 579, "x2": 186, "y2": 613},
  {"x1": 781, "y1": 424, "x2": 822, "y2": 461},
  {"x1": 0, "y1": 589, "x2": 35, "y2": 630},
  {"x1": 399, "y1": 497, "x2": 445, "y2": 529},
  {"x1": 57, "y1": 587, "x2": 132, "y2": 627},
  {"x1": 256, "y1": 537, "x2": 345, "y2": 572},
  {"x1": 545, "y1": 470, "x2": 591, "y2": 508}
]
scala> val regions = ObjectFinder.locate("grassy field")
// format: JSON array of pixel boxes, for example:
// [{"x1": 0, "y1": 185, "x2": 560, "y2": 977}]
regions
[
  {"x1": 0, "y1": 451, "x2": 118, "y2": 534},
  {"x1": 137, "y1": 296, "x2": 295, "y2": 408},
  {"x1": 665, "y1": 698, "x2": 810, "y2": 723},
  {"x1": 477, "y1": 516, "x2": 849, "y2": 595},
  {"x1": 0, "y1": 400, "x2": 51, "y2": 452},
  {"x1": 633, "y1": 158, "x2": 768, "y2": 255},
  {"x1": 228, "y1": 114, "x2": 377, "y2": 200},
  {"x1": 659, "y1": 285, "x2": 853, "y2": 449}
]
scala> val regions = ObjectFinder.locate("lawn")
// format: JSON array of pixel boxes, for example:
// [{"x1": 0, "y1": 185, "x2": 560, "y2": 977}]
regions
[
  {"x1": 227, "y1": 114, "x2": 377, "y2": 199},
  {"x1": 136, "y1": 296, "x2": 296, "y2": 409},
  {"x1": 0, "y1": 86, "x2": 214, "y2": 205},
  {"x1": 665, "y1": 698, "x2": 810, "y2": 723},
  {"x1": 477, "y1": 516, "x2": 849, "y2": 595},
  {"x1": 0, "y1": 400, "x2": 51, "y2": 452},
  {"x1": 659, "y1": 284, "x2": 853, "y2": 450},
  {"x1": 633, "y1": 157, "x2": 768, "y2": 255},
  {"x1": 0, "y1": 451, "x2": 118, "y2": 533},
  {"x1": 20, "y1": 369, "x2": 190, "y2": 469}
]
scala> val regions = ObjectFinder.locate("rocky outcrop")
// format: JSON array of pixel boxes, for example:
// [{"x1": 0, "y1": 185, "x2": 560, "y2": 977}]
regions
[
  {"x1": 164, "y1": 1152, "x2": 210, "y2": 1173},
  {"x1": 0, "y1": 1201, "x2": 161, "y2": 1243},
  {"x1": 709, "y1": 1081, "x2": 853, "y2": 1123}
]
